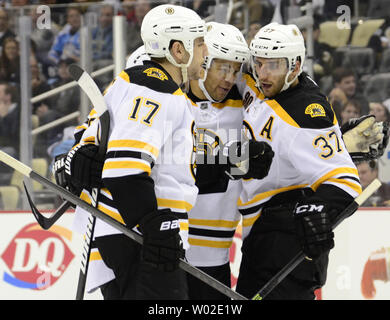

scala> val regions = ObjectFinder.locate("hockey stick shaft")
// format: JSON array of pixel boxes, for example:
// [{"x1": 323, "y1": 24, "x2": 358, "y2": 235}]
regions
[
  {"x1": 252, "y1": 178, "x2": 382, "y2": 300},
  {"x1": 68, "y1": 64, "x2": 110, "y2": 300},
  {"x1": 0, "y1": 150, "x2": 246, "y2": 300}
]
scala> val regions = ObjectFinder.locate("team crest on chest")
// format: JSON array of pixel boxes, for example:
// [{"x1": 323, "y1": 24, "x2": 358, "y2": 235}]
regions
[
  {"x1": 143, "y1": 68, "x2": 168, "y2": 81},
  {"x1": 305, "y1": 103, "x2": 326, "y2": 118}
]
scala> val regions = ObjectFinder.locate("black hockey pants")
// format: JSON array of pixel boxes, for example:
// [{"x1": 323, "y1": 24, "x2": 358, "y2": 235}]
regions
[
  {"x1": 236, "y1": 189, "x2": 329, "y2": 300},
  {"x1": 95, "y1": 233, "x2": 188, "y2": 300},
  {"x1": 187, "y1": 262, "x2": 231, "y2": 300}
]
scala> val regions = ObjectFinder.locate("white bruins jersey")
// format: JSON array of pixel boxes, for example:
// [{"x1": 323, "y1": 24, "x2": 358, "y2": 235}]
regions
[
  {"x1": 185, "y1": 85, "x2": 244, "y2": 267},
  {"x1": 72, "y1": 61, "x2": 198, "y2": 292},
  {"x1": 237, "y1": 73, "x2": 362, "y2": 239}
]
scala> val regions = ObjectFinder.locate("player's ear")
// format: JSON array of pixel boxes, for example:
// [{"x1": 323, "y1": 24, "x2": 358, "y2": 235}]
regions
[
  {"x1": 170, "y1": 40, "x2": 188, "y2": 64},
  {"x1": 288, "y1": 60, "x2": 301, "y2": 82}
]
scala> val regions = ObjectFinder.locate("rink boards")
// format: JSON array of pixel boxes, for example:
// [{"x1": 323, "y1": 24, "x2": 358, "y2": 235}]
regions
[{"x1": 0, "y1": 208, "x2": 389, "y2": 300}]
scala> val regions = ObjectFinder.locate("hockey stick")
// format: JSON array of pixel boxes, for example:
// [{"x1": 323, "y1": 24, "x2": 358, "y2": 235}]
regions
[
  {"x1": 66, "y1": 64, "x2": 110, "y2": 301},
  {"x1": 0, "y1": 150, "x2": 247, "y2": 300},
  {"x1": 23, "y1": 184, "x2": 73, "y2": 230},
  {"x1": 251, "y1": 178, "x2": 382, "y2": 300}
]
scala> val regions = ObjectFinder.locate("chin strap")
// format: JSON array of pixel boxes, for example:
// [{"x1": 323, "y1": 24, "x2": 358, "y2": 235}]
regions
[{"x1": 198, "y1": 77, "x2": 220, "y2": 103}]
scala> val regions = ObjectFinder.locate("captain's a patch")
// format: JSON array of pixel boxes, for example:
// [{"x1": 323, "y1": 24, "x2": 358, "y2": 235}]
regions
[
  {"x1": 143, "y1": 68, "x2": 168, "y2": 81},
  {"x1": 305, "y1": 103, "x2": 326, "y2": 118}
]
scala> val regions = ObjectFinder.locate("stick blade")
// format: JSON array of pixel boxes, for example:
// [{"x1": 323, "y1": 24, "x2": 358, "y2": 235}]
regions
[
  {"x1": 23, "y1": 182, "x2": 48, "y2": 229},
  {"x1": 68, "y1": 64, "x2": 84, "y2": 81}
]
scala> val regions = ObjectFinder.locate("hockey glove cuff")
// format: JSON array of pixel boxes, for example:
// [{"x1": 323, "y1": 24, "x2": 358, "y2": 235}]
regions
[
  {"x1": 293, "y1": 199, "x2": 334, "y2": 260},
  {"x1": 64, "y1": 144, "x2": 105, "y2": 194},
  {"x1": 138, "y1": 209, "x2": 185, "y2": 272}
]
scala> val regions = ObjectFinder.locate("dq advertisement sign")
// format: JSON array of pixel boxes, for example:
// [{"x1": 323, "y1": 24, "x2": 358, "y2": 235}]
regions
[
  {"x1": 0, "y1": 209, "x2": 389, "y2": 299},
  {"x1": 0, "y1": 211, "x2": 101, "y2": 299}
]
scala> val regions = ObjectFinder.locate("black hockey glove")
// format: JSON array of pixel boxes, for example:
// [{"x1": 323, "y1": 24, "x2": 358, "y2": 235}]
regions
[
  {"x1": 223, "y1": 139, "x2": 274, "y2": 180},
  {"x1": 341, "y1": 115, "x2": 389, "y2": 163},
  {"x1": 53, "y1": 144, "x2": 105, "y2": 196},
  {"x1": 293, "y1": 199, "x2": 334, "y2": 260},
  {"x1": 138, "y1": 208, "x2": 185, "y2": 272},
  {"x1": 243, "y1": 140, "x2": 274, "y2": 180}
]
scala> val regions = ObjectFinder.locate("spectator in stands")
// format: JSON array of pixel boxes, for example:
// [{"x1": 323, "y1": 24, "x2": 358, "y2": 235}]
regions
[
  {"x1": 0, "y1": 37, "x2": 20, "y2": 84},
  {"x1": 357, "y1": 160, "x2": 390, "y2": 207},
  {"x1": 246, "y1": 22, "x2": 261, "y2": 45},
  {"x1": 0, "y1": 82, "x2": 19, "y2": 158},
  {"x1": 302, "y1": 18, "x2": 334, "y2": 83},
  {"x1": 125, "y1": 0, "x2": 152, "y2": 55},
  {"x1": 0, "y1": 9, "x2": 15, "y2": 53},
  {"x1": 329, "y1": 67, "x2": 370, "y2": 115},
  {"x1": 92, "y1": 4, "x2": 114, "y2": 64},
  {"x1": 369, "y1": 102, "x2": 390, "y2": 123},
  {"x1": 48, "y1": 7, "x2": 82, "y2": 65},
  {"x1": 49, "y1": 58, "x2": 80, "y2": 118},
  {"x1": 340, "y1": 98, "x2": 362, "y2": 126},
  {"x1": 184, "y1": 0, "x2": 215, "y2": 18},
  {"x1": 31, "y1": 54, "x2": 62, "y2": 158}
]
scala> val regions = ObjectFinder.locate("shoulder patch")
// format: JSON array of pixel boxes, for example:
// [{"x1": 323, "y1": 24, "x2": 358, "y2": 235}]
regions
[
  {"x1": 305, "y1": 103, "x2": 326, "y2": 118},
  {"x1": 143, "y1": 67, "x2": 168, "y2": 81}
]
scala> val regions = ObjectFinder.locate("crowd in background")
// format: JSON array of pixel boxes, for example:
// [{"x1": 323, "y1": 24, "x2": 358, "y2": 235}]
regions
[{"x1": 0, "y1": 0, "x2": 390, "y2": 209}]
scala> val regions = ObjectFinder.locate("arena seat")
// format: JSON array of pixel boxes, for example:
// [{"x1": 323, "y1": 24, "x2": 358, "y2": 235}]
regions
[
  {"x1": 342, "y1": 47, "x2": 375, "y2": 76},
  {"x1": 0, "y1": 186, "x2": 20, "y2": 210},
  {"x1": 363, "y1": 73, "x2": 390, "y2": 102},
  {"x1": 318, "y1": 21, "x2": 351, "y2": 48},
  {"x1": 379, "y1": 48, "x2": 390, "y2": 73},
  {"x1": 350, "y1": 19, "x2": 385, "y2": 47}
]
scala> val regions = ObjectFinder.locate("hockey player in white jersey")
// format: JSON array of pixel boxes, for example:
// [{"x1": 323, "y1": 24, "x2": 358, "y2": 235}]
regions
[
  {"x1": 235, "y1": 22, "x2": 370, "y2": 300},
  {"x1": 63, "y1": 4, "x2": 208, "y2": 299},
  {"x1": 184, "y1": 22, "x2": 274, "y2": 300}
]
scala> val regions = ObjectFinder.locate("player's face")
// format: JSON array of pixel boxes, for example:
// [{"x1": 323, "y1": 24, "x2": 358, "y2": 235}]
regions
[
  {"x1": 253, "y1": 57, "x2": 288, "y2": 98},
  {"x1": 204, "y1": 59, "x2": 241, "y2": 101},
  {"x1": 187, "y1": 37, "x2": 208, "y2": 81}
]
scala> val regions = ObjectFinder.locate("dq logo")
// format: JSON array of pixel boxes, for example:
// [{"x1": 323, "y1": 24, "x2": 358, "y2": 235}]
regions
[{"x1": 1, "y1": 223, "x2": 75, "y2": 290}]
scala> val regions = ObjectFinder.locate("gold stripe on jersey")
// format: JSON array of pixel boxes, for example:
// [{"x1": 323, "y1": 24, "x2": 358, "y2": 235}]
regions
[
  {"x1": 189, "y1": 218, "x2": 240, "y2": 229},
  {"x1": 80, "y1": 190, "x2": 125, "y2": 224},
  {"x1": 89, "y1": 250, "x2": 102, "y2": 262},
  {"x1": 327, "y1": 178, "x2": 362, "y2": 194},
  {"x1": 265, "y1": 100, "x2": 300, "y2": 128},
  {"x1": 242, "y1": 212, "x2": 261, "y2": 228},
  {"x1": 76, "y1": 124, "x2": 88, "y2": 131},
  {"x1": 97, "y1": 202, "x2": 125, "y2": 224},
  {"x1": 188, "y1": 238, "x2": 232, "y2": 248},
  {"x1": 119, "y1": 70, "x2": 130, "y2": 83},
  {"x1": 242, "y1": 73, "x2": 265, "y2": 99},
  {"x1": 103, "y1": 160, "x2": 152, "y2": 175},
  {"x1": 82, "y1": 136, "x2": 96, "y2": 144},
  {"x1": 238, "y1": 184, "x2": 309, "y2": 208},
  {"x1": 157, "y1": 198, "x2": 193, "y2": 212},
  {"x1": 107, "y1": 139, "x2": 159, "y2": 159},
  {"x1": 212, "y1": 99, "x2": 243, "y2": 109},
  {"x1": 311, "y1": 167, "x2": 360, "y2": 192},
  {"x1": 173, "y1": 88, "x2": 185, "y2": 96}
]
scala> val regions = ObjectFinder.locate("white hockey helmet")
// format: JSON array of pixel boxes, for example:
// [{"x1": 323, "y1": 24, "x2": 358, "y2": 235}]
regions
[
  {"x1": 203, "y1": 22, "x2": 250, "y2": 69},
  {"x1": 250, "y1": 22, "x2": 306, "y2": 92},
  {"x1": 199, "y1": 22, "x2": 250, "y2": 102},
  {"x1": 125, "y1": 45, "x2": 150, "y2": 69},
  {"x1": 141, "y1": 4, "x2": 206, "y2": 83}
]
